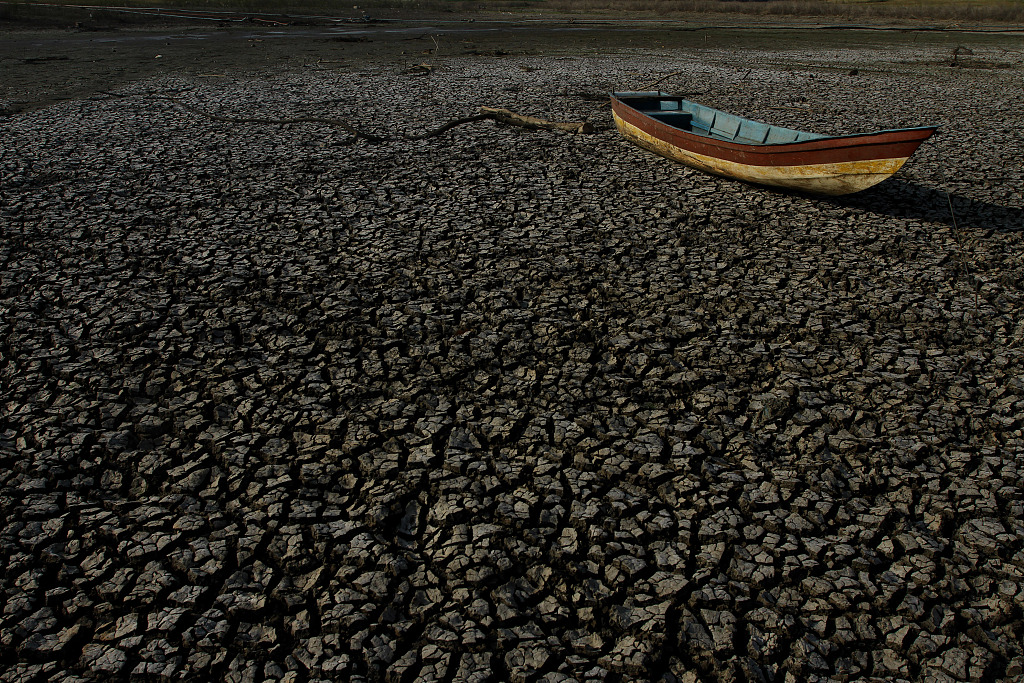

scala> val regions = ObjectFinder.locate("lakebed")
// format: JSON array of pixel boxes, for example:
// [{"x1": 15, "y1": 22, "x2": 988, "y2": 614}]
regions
[{"x1": 2, "y1": 15, "x2": 1023, "y2": 683}]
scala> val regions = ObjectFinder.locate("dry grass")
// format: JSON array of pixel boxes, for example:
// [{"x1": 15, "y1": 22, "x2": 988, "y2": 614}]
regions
[
  {"x1": 483, "y1": 0, "x2": 1024, "y2": 23},
  {"x1": 3, "y1": 0, "x2": 1023, "y2": 24}
]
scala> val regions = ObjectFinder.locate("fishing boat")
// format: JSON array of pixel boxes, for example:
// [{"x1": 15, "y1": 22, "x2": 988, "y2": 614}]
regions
[{"x1": 610, "y1": 91, "x2": 938, "y2": 196}]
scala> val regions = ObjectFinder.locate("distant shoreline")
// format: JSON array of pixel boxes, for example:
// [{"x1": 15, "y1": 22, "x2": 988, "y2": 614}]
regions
[
  {"x1": 3, "y1": 9, "x2": 1021, "y2": 116},
  {"x1": 2, "y1": 0, "x2": 1023, "y2": 32}
]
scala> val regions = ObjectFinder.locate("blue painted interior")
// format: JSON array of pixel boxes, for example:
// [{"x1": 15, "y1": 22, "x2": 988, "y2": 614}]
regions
[{"x1": 616, "y1": 92, "x2": 824, "y2": 146}]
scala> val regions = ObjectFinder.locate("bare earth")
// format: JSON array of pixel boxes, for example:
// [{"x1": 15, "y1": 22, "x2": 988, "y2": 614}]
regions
[{"x1": 2, "y1": 12, "x2": 1024, "y2": 683}]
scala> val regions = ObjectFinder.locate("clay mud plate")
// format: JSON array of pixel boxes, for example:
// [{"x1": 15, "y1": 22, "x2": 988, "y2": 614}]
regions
[{"x1": 2, "y1": 14, "x2": 1024, "y2": 683}]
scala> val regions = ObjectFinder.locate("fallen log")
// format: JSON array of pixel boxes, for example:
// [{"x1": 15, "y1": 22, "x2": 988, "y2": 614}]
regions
[{"x1": 478, "y1": 106, "x2": 595, "y2": 134}]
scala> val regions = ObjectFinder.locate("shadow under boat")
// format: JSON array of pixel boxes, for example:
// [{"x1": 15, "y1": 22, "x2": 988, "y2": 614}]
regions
[{"x1": 827, "y1": 178, "x2": 1024, "y2": 234}]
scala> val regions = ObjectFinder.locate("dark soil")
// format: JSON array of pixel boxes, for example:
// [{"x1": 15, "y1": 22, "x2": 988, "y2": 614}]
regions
[{"x1": 2, "y1": 9, "x2": 1023, "y2": 683}]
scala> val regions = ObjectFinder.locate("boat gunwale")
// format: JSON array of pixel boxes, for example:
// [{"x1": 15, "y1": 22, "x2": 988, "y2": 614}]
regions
[{"x1": 610, "y1": 91, "x2": 938, "y2": 156}]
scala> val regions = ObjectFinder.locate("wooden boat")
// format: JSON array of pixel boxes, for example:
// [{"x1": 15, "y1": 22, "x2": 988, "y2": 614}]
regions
[{"x1": 610, "y1": 91, "x2": 938, "y2": 196}]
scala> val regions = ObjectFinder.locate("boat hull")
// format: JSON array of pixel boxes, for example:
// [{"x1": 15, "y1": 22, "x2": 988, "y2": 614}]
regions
[{"x1": 611, "y1": 94, "x2": 937, "y2": 196}]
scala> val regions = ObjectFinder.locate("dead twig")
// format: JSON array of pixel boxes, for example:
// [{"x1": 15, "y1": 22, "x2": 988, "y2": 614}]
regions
[
  {"x1": 405, "y1": 114, "x2": 492, "y2": 140},
  {"x1": 407, "y1": 108, "x2": 594, "y2": 139},
  {"x1": 408, "y1": 35, "x2": 441, "y2": 76},
  {"x1": 478, "y1": 107, "x2": 594, "y2": 134},
  {"x1": 101, "y1": 91, "x2": 594, "y2": 143},
  {"x1": 641, "y1": 70, "x2": 684, "y2": 90}
]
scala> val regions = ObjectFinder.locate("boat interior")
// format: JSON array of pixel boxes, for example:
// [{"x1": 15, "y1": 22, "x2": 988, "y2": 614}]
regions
[{"x1": 615, "y1": 93, "x2": 824, "y2": 146}]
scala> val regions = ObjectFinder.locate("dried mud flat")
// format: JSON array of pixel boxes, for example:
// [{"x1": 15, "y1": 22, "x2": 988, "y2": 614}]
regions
[{"x1": 2, "y1": 23, "x2": 1024, "y2": 683}]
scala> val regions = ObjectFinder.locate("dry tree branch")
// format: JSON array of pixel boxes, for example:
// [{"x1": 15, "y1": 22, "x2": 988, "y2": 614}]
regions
[
  {"x1": 405, "y1": 113, "x2": 493, "y2": 140},
  {"x1": 477, "y1": 107, "x2": 594, "y2": 134},
  {"x1": 99, "y1": 91, "x2": 595, "y2": 141}
]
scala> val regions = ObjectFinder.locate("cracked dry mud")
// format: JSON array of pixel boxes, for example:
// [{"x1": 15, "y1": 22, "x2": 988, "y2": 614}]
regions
[{"x1": 2, "y1": 30, "x2": 1024, "y2": 683}]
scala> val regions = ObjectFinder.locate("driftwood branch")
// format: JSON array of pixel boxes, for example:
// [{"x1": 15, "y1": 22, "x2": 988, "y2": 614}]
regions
[
  {"x1": 478, "y1": 107, "x2": 595, "y2": 134},
  {"x1": 641, "y1": 70, "x2": 684, "y2": 90},
  {"x1": 405, "y1": 108, "x2": 593, "y2": 139},
  {"x1": 405, "y1": 113, "x2": 492, "y2": 140},
  {"x1": 101, "y1": 90, "x2": 595, "y2": 141},
  {"x1": 408, "y1": 63, "x2": 434, "y2": 76}
]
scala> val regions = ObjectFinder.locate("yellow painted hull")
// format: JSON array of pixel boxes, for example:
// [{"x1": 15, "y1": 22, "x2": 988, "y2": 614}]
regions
[{"x1": 614, "y1": 114, "x2": 912, "y2": 196}]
